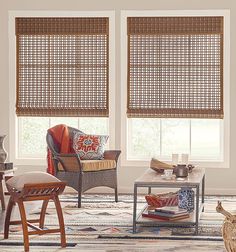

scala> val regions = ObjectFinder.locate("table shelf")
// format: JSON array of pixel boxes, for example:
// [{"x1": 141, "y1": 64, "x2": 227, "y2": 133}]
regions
[{"x1": 136, "y1": 205, "x2": 197, "y2": 225}]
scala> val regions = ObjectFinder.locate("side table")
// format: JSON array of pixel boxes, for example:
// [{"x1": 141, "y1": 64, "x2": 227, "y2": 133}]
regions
[
  {"x1": 0, "y1": 168, "x2": 17, "y2": 210},
  {"x1": 133, "y1": 168, "x2": 205, "y2": 234}
]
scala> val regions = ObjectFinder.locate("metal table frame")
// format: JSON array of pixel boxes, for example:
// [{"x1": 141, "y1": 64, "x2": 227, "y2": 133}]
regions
[{"x1": 133, "y1": 169, "x2": 205, "y2": 234}]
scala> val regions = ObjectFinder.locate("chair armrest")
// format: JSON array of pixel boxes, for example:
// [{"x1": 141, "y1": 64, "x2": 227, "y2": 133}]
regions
[
  {"x1": 103, "y1": 150, "x2": 121, "y2": 162},
  {"x1": 55, "y1": 153, "x2": 79, "y2": 158},
  {"x1": 56, "y1": 154, "x2": 82, "y2": 173}
]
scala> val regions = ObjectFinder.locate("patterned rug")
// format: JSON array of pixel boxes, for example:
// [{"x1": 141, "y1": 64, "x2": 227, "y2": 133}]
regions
[{"x1": 0, "y1": 194, "x2": 232, "y2": 251}]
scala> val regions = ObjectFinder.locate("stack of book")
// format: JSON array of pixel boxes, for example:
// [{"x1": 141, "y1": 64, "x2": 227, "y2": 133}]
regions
[
  {"x1": 142, "y1": 205, "x2": 190, "y2": 221},
  {"x1": 0, "y1": 162, "x2": 13, "y2": 170}
]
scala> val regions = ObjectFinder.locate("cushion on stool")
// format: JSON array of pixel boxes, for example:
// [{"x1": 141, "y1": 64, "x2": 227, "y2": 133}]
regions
[{"x1": 6, "y1": 172, "x2": 60, "y2": 191}]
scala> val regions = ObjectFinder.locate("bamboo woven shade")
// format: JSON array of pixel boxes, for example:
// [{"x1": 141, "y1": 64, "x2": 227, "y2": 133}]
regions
[
  {"x1": 15, "y1": 17, "x2": 109, "y2": 117},
  {"x1": 127, "y1": 17, "x2": 224, "y2": 118}
]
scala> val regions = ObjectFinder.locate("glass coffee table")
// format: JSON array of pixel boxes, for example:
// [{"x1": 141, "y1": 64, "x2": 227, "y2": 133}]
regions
[{"x1": 133, "y1": 167, "x2": 205, "y2": 234}]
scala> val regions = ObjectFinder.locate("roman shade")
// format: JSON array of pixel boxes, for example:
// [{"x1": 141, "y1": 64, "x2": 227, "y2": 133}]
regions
[
  {"x1": 127, "y1": 16, "x2": 224, "y2": 119},
  {"x1": 15, "y1": 17, "x2": 109, "y2": 117}
]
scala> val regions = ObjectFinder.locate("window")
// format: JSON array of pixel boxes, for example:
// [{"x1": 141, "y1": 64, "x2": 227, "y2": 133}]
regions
[
  {"x1": 128, "y1": 118, "x2": 221, "y2": 162},
  {"x1": 18, "y1": 117, "x2": 108, "y2": 158},
  {"x1": 15, "y1": 17, "x2": 109, "y2": 117},
  {"x1": 9, "y1": 12, "x2": 115, "y2": 164},
  {"x1": 127, "y1": 16, "x2": 223, "y2": 119},
  {"x1": 121, "y1": 11, "x2": 230, "y2": 168}
]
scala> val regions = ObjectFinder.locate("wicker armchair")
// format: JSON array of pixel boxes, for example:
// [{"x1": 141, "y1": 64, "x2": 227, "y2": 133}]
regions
[{"x1": 46, "y1": 126, "x2": 121, "y2": 208}]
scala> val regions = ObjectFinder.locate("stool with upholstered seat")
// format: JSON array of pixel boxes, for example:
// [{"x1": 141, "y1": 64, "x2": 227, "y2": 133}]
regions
[{"x1": 4, "y1": 172, "x2": 66, "y2": 252}]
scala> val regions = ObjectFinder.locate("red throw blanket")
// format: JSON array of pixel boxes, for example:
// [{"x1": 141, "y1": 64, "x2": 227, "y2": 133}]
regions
[{"x1": 47, "y1": 124, "x2": 71, "y2": 175}]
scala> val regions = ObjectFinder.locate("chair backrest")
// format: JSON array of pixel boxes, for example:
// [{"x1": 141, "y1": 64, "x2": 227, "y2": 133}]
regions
[
  {"x1": 46, "y1": 126, "x2": 84, "y2": 154},
  {"x1": 47, "y1": 133, "x2": 59, "y2": 154}
]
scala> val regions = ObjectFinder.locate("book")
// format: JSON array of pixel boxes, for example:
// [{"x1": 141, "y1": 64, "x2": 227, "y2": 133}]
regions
[
  {"x1": 0, "y1": 162, "x2": 13, "y2": 170},
  {"x1": 142, "y1": 209, "x2": 190, "y2": 221},
  {"x1": 155, "y1": 206, "x2": 188, "y2": 215},
  {"x1": 148, "y1": 209, "x2": 188, "y2": 218}
]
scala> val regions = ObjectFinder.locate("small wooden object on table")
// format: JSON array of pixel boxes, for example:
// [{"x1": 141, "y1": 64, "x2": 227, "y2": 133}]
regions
[
  {"x1": 150, "y1": 158, "x2": 173, "y2": 173},
  {"x1": 0, "y1": 168, "x2": 16, "y2": 210}
]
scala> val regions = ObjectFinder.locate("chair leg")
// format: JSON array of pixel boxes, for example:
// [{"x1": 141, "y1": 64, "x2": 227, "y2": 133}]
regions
[
  {"x1": 53, "y1": 196, "x2": 66, "y2": 248},
  {"x1": 115, "y1": 172, "x2": 118, "y2": 202},
  {"x1": 78, "y1": 190, "x2": 82, "y2": 208},
  {"x1": 4, "y1": 196, "x2": 15, "y2": 239},
  {"x1": 115, "y1": 187, "x2": 118, "y2": 203},
  {"x1": 39, "y1": 199, "x2": 49, "y2": 229},
  {"x1": 17, "y1": 200, "x2": 29, "y2": 252},
  {"x1": 78, "y1": 178, "x2": 82, "y2": 208}
]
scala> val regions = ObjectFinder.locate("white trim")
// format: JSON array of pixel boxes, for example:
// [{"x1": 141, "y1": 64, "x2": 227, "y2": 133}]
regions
[
  {"x1": 68, "y1": 186, "x2": 236, "y2": 196},
  {"x1": 120, "y1": 11, "x2": 128, "y2": 166},
  {"x1": 8, "y1": 11, "x2": 116, "y2": 165},
  {"x1": 8, "y1": 10, "x2": 116, "y2": 17},
  {"x1": 120, "y1": 10, "x2": 230, "y2": 169},
  {"x1": 222, "y1": 10, "x2": 230, "y2": 169},
  {"x1": 120, "y1": 9, "x2": 230, "y2": 17},
  {"x1": 109, "y1": 12, "x2": 116, "y2": 149},
  {"x1": 9, "y1": 12, "x2": 17, "y2": 165}
]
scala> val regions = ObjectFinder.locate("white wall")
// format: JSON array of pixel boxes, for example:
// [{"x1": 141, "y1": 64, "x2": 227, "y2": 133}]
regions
[{"x1": 0, "y1": 0, "x2": 236, "y2": 195}]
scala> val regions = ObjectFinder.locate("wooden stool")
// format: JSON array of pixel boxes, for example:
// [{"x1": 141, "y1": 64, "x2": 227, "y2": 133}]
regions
[{"x1": 4, "y1": 172, "x2": 66, "y2": 252}]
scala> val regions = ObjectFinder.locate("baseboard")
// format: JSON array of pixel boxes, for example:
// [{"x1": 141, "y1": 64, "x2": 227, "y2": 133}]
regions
[
  {"x1": 205, "y1": 188, "x2": 236, "y2": 195},
  {"x1": 64, "y1": 186, "x2": 236, "y2": 196}
]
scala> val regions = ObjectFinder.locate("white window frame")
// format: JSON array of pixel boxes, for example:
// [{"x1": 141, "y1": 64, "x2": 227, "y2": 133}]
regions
[
  {"x1": 17, "y1": 117, "x2": 110, "y2": 159},
  {"x1": 9, "y1": 11, "x2": 116, "y2": 166},
  {"x1": 121, "y1": 10, "x2": 230, "y2": 169}
]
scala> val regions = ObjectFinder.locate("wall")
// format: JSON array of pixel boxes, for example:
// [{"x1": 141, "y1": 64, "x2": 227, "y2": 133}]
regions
[{"x1": 0, "y1": 0, "x2": 235, "y2": 194}]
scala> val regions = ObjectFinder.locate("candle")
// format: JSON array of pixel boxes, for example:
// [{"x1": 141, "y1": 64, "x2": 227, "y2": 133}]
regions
[
  {"x1": 181, "y1": 154, "x2": 189, "y2": 165},
  {"x1": 172, "y1": 153, "x2": 179, "y2": 165}
]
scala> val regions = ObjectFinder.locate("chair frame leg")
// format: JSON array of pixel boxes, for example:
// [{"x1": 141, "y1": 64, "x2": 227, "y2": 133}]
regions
[
  {"x1": 78, "y1": 190, "x2": 82, "y2": 208},
  {"x1": 39, "y1": 199, "x2": 49, "y2": 229},
  {"x1": 4, "y1": 196, "x2": 15, "y2": 239},
  {"x1": 115, "y1": 172, "x2": 118, "y2": 202},
  {"x1": 53, "y1": 196, "x2": 66, "y2": 248},
  {"x1": 115, "y1": 187, "x2": 118, "y2": 202},
  {"x1": 17, "y1": 200, "x2": 30, "y2": 252},
  {"x1": 78, "y1": 176, "x2": 82, "y2": 208}
]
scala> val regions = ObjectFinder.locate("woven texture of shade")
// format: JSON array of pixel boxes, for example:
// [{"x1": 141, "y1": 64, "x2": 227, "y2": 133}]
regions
[
  {"x1": 127, "y1": 17, "x2": 224, "y2": 119},
  {"x1": 16, "y1": 17, "x2": 109, "y2": 117}
]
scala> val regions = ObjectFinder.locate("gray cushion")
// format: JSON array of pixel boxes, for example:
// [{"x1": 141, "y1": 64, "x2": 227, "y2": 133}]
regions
[{"x1": 6, "y1": 172, "x2": 60, "y2": 191}]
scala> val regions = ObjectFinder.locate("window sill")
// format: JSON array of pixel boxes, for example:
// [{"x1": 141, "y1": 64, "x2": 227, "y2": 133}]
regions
[{"x1": 121, "y1": 158, "x2": 229, "y2": 169}]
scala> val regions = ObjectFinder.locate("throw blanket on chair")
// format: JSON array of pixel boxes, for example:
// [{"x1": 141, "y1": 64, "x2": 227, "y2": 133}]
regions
[{"x1": 47, "y1": 124, "x2": 71, "y2": 175}]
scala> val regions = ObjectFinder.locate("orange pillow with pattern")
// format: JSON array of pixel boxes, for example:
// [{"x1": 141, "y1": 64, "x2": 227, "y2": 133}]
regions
[{"x1": 73, "y1": 132, "x2": 108, "y2": 160}]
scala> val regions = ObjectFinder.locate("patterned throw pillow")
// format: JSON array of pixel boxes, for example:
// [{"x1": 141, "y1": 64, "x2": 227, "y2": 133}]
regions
[{"x1": 73, "y1": 132, "x2": 108, "y2": 160}]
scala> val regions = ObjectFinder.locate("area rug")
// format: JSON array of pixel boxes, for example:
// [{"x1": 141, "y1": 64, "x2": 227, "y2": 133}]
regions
[
  {"x1": 36, "y1": 194, "x2": 232, "y2": 237},
  {"x1": 0, "y1": 194, "x2": 232, "y2": 251}
]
